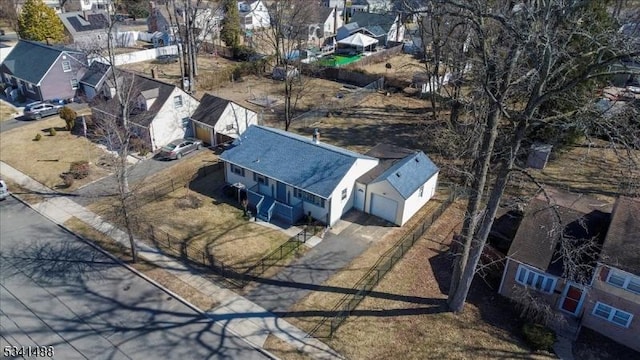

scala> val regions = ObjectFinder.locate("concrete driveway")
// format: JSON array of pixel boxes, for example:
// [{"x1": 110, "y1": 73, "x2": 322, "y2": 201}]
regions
[{"x1": 244, "y1": 210, "x2": 393, "y2": 312}]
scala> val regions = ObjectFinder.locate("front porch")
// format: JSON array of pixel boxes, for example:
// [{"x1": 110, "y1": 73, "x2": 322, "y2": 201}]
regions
[{"x1": 248, "y1": 184, "x2": 304, "y2": 225}]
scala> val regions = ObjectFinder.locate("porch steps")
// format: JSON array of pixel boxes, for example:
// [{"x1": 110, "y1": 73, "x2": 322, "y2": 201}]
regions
[{"x1": 258, "y1": 196, "x2": 275, "y2": 221}]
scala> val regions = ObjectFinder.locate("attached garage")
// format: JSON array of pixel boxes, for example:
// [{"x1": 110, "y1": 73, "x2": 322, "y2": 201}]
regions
[{"x1": 370, "y1": 193, "x2": 398, "y2": 223}]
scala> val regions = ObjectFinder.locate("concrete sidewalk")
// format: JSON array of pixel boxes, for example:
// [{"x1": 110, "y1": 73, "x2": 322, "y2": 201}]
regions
[{"x1": 0, "y1": 161, "x2": 343, "y2": 360}]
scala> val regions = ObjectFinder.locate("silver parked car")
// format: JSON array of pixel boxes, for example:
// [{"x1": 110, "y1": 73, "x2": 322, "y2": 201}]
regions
[
  {"x1": 158, "y1": 138, "x2": 203, "y2": 160},
  {"x1": 23, "y1": 101, "x2": 63, "y2": 120}
]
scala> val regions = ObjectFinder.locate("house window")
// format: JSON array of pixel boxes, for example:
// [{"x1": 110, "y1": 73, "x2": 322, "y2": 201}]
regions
[
  {"x1": 70, "y1": 78, "x2": 78, "y2": 90},
  {"x1": 226, "y1": 124, "x2": 235, "y2": 131},
  {"x1": 62, "y1": 61, "x2": 71, "y2": 72},
  {"x1": 606, "y1": 269, "x2": 640, "y2": 294},
  {"x1": 294, "y1": 188, "x2": 325, "y2": 208},
  {"x1": 419, "y1": 185, "x2": 424, "y2": 197},
  {"x1": 174, "y1": 95, "x2": 183, "y2": 108},
  {"x1": 253, "y1": 173, "x2": 268, "y2": 185},
  {"x1": 26, "y1": 83, "x2": 36, "y2": 93},
  {"x1": 230, "y1": 164, "x2": 245, "y2": 176},
  {"x1": 592, "y1": 302, "x2": 633, "y2": 328},
  {"x1": 515, "y1": 264, "x2": 557, "y2": 294},
  {"x1": 341, "y1": 188, "x2": 347, "y2": 200}
]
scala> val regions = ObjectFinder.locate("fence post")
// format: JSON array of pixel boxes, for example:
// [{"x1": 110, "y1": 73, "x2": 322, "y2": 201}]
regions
[{"x1": 150, "y1": 225, "x2": 155, "y2": 241}]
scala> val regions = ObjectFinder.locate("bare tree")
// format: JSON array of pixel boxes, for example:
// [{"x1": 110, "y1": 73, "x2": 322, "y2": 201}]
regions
[
  {"x1": 252, "y1": 0, "x2": 319, "y2": 130},
  {"x1": 403, "y1": 0, "x2": 640, "y2": 312}
]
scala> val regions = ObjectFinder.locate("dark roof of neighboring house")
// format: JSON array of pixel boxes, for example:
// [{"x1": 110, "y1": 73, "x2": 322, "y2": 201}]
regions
[
  {"x1": 190, "y1": 93, "x2": 232, "y2": 126},
  {"x1": 220, "y1": 125, "x2": 376, "y2": 198},
  {"x1": 600, "y1": 197, "x2": 640, "y2": 275},
  {"x1": 358, "y1": 143, "x2": 439, "y2": 198},
  {"x1": 0, "y1": 40, "x2": 84, "y2": 84},
  {"x1": 80, "y1": 61, "x2": 111, "y2": 87},
  {"x1": 508, "y1": 198, "x2": 610, "y2": 278},
  {"x1": 59, "y1": 11, "x2": 109, "y2": 35},
  {"x1": 308, "y1": 6, "x2": 334, "y2": 25},
  {"x1": 93, "y1": 70, "x2": 176, "y2": 127},
  {"x1": 349, "y1": 12, "x2": 396, "y2": 33}
]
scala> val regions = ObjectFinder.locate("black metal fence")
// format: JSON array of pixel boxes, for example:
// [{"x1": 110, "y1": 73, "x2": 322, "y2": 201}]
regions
[
  {"x1": 133, "y1": 219, "x2": 310, "y2": 288},
  {"x1": 128, "y1": 161, "x2": 223, "y2": 209},
  {"x1": 310, "y1": 187, "x2": 460, "y2": 338}
]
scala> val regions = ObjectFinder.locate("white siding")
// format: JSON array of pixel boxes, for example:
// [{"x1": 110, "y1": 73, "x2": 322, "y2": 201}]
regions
[
  {"x1": 327, "y1": 157, "x2": 378, "y2": 225},
  {"x1": 399, "y1": 172, "x2": 438, "y2": 225},
  {"x1": 366, "y1": 180, "x2": 402, "y2": 224},
  {"x1": 214, "y1": 103, "x2": 258, "y2": 139},
  {"x1": 148, "y1": 88, "x2": 199, "y2": 150}
]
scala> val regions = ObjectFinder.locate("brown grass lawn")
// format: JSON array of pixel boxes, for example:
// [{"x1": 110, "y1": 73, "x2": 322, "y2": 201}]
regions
[
  {"x1": 88, "y1": 151, "x2": 291, "y2": 271},
  {"x1": 0, "y1": 117, "x2": 112, "y2": 190},
  {"x1": 528, "y1": 139, "x2": 640, "y2": 198},
  {"x1": 64, "y1": 217, "x2": 219, "y2": 311},
  {"x1": 281, "y1": 201, "x2": 552, "y2": 360}
]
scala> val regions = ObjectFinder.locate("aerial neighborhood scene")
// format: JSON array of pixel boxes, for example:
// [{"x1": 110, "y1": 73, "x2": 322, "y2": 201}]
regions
[{"x1": 1, "y1": 0, "x2": 639, "y2": 359}]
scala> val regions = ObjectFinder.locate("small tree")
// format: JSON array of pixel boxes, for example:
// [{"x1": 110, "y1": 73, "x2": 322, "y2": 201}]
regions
[
  {"x1": 220, "y1": 0, "x2": 241, "y2": 50},
  {"x1": 18, "y1": 0, "x2": 65, "y2": 42},
  {"x1": 59, "y1": 106, "x2": 77, "y2": 131}
]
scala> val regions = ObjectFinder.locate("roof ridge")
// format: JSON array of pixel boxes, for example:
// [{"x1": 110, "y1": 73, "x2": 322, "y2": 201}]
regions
[
  {"x1": 20, "y1": 39, "x2": 82, "y2": 54},
  {"x1": 254, "y1": 125, "x2": 375, "y2": 160}
]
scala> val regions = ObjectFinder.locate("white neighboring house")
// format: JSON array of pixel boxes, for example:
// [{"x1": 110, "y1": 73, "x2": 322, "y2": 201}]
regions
[
  {"x1": 219, "y1": 126, "x2": 439, "y2": 226},
  {"x1": 64, "y1": 0, "x2": 113, "y2": 12},
  {"x1": 238, "y1": 0, "x2": 270, "y2": 30},
  {"x1": 190, "y1": 93, "x2": 258, "y2": 146},
  {"x1": 91, "y1": 70, "x2": 200, "y2": 151}
]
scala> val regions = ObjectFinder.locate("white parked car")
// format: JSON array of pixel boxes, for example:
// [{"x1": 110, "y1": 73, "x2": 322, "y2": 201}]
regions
[{"x1": 0, "y1": 179, "x2": 9, "y2": 200}]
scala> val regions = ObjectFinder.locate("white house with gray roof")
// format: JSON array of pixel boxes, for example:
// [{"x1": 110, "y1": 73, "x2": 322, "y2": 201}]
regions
[{"x1": 219, "y1": 126, "x2": 439, "y2": 226}]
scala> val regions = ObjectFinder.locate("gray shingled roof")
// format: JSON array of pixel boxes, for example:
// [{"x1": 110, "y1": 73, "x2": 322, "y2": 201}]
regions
[
  {"x1": 80, "y1": 61, "x2": 111, "y2": 87},
  {"x1": 191, "y1": 93, "x2": 231, "y2": 127},
  {"x1": 220, "y1": 125, "x2": 376, "y2": 198},
  {"x1": 349, "y1": 12, "x2": 396, "y2": 33},
  {"x1": 600, "y1": 197, "x2": 640, "y2": 275},
  {"x1": 372, "y1": 147, "x2": 438, "y2": 199},
  {"x1": 59, "y1": 11, "x2": 109, "y2": 35},
  {"x1": 0, "y1": 40, "x2": 83, "y2": 84},
  {"x1": 93, "y1": 70, "x2": 176, "y2": 128}
]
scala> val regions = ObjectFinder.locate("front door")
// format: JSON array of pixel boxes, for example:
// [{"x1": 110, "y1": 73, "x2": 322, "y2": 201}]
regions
[
  {"x1": 276, "y1": 182, "x2": 286, "y2": 203},
  {"x1": 559, "y1": 284, "x2": 585, "y2": 315},
  {"x1": 354, "y1": 186, "x2": 365, "y2": 211}
]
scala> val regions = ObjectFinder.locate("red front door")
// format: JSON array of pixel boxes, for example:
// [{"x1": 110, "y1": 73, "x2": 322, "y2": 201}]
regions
[{"x1": 560, "y1": 285, "x2": 584, "y2": 315}]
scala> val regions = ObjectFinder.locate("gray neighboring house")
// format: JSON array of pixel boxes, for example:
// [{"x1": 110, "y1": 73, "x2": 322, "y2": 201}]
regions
[
  {"x1": 59, "y1": 10, "x2": 111, "y2": 50},
  {"x1": 0, "y1": 40, "x2": 87, "y2": 102},
  {"x1": 336, "y1": 11, "x2": 404, "y2": 47}
]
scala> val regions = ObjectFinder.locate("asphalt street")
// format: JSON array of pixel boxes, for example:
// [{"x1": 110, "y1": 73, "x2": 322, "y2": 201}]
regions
[{"x1": 0, "y1": 197, "x2": 270, "y2": 360}]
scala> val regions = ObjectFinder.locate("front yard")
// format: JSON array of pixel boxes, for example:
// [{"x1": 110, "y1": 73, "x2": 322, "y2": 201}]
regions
[
  {"x1": 0, "y1": 116, "x2": 112, "y2": 190},
  {"x1": 87, "y1": 152, "x2": 292, "y2": 272}
]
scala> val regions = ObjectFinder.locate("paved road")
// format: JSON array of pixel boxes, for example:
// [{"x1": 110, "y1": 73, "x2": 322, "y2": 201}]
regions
[{"x1": 0, "y1": 197, "x2": 270, "y2": 360}]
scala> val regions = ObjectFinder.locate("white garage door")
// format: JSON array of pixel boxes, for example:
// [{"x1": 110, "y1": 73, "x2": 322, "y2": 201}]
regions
[{"x1": 370, "y1": 193, "x2": 398, "y2": 224}]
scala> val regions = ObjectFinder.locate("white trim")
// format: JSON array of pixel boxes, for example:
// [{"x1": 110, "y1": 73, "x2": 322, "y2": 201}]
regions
[
  {"x1": 606, "y1": 268, "x2": 640, "y2": 295},
  {"x1": 558, "y1": 283, "x2": 586, "y2": 316},
  {"x1": 498, "y1": 258, "x2": 510, "y2": 294},
  {"x1": 592, "y1": 301, "x2": 634, "y2": 328},
  {"x1": 515, "y1": 264, "x2": 557, "y2": 294}
]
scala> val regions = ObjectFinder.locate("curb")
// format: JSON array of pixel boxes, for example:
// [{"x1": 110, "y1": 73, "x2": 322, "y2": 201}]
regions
[{"x1": 8, "y1": 193, "x2": 280, "y2": 360}]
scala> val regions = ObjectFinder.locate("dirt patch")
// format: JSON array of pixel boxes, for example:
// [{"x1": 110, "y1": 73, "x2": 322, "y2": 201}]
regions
[{"x1": 0, "y1": 117, "x2": 113, "y2": 190}]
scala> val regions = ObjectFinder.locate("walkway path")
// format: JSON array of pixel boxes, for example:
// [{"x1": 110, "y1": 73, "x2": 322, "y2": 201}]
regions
[{"x1": 0, "y1": 161, "x2": 342, "y2": 360}]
